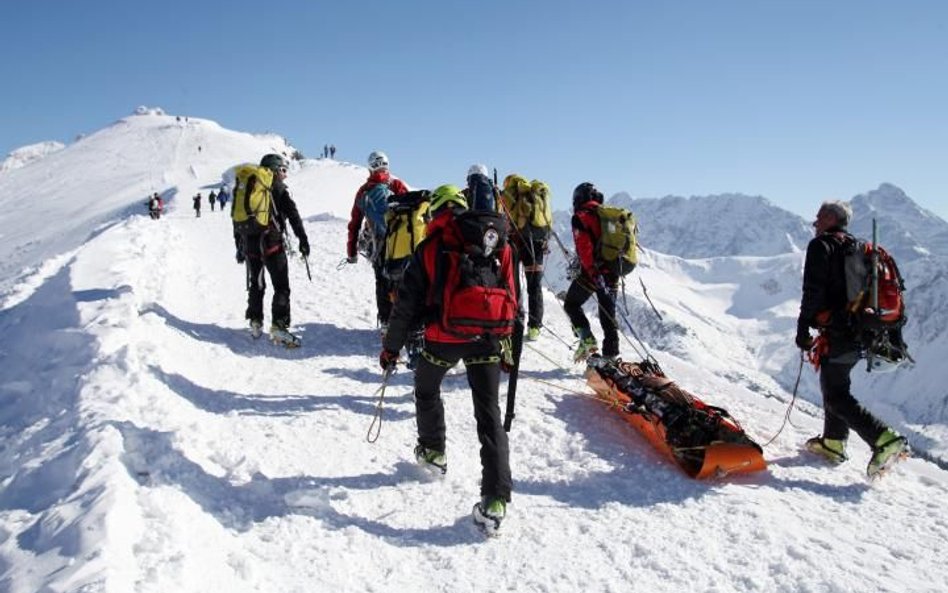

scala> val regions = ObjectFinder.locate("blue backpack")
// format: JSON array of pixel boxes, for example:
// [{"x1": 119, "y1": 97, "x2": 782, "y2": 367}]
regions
[
  {"x1": 362, "y1": 182, "x2": 394, "y2": 238},
  {"x1": 467, "y1": 173, "x2": 497, "y2": 212}
]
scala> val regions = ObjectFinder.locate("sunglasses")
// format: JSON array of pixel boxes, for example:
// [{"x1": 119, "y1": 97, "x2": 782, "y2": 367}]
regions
[{"x1": 278, "y1": 167, "x2": 288, "y2": 174}]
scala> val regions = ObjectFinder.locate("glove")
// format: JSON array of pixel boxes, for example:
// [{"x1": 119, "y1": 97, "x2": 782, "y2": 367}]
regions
[
  {"x1": 347, "y1": 255, "x2": 358, "y2": 264},
  {"x1": 379, "y1": 349, "x2": 399, "y2": 371},
  {"x1": 235, "y1": 250, "x2": 245, "y2": 264},
  {"x1": 795, "y1": 322, "x2": 814, "y2": 351},
  {"x1": 298, "y1": 237, "x2": 310, "y2": 258}
]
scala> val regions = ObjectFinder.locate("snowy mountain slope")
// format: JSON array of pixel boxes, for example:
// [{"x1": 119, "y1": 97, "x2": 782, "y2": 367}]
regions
[
  {"x1": 0, "y1": 109, "x2": 297, "y2": 297},
  {"x1": 1, "y1": 112, "x2": 947, "y2": 592},
  {"x1": 2, "y1": 201, "x2": 947, "y2": 593}
]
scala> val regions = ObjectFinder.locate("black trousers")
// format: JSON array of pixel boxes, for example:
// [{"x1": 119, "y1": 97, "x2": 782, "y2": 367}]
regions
[
  {"x1": 414, "y1": 341, "x2": 511, "y2": 502},
  {"x1": 819, "y1": 359, "x2": 888, "y2": 445},
  {"x1": 374, "y1": 262, "x2": 392, "y2": 324},
  {"x1": 516, "y1": 239, "x2": 545, "y2": 329},
  {"x1": 245, "y1": 250, "x2": 291, "y2": 327},
  {"x1": 563, "y1": 277, "x2": 619, "y2": 357}
]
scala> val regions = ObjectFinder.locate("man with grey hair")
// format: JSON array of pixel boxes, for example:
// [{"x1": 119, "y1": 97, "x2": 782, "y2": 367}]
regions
[{"x1": 795, "y1": 200, "x2": 907, "y2": 478}]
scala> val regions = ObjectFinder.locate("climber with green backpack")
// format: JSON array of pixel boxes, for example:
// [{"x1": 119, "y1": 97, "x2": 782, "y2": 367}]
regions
[
  {"x1": 563, "y1": 182, "x2": 638, "y2": 363},
  {"x1": 499, "y1": 174, "x2": 554, "y2": 341},
  {"x1": 232, "y1": 153, "x2": 310, "y2": 347}
]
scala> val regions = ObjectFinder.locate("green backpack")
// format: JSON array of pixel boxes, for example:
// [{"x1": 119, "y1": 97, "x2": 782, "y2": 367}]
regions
[
  {"x1": 596, "y1": 205, "x2": 638, "y2": 275},
  {"x1": 231, "y1": 164, "x2": 274, "y2": 235},
  {"x1": 526, "y1": 180, "x2": 553, "y2": 235}
]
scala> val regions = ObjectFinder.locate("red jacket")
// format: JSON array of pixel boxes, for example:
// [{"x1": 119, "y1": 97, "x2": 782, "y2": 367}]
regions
[
  {"x1": 346, "y1": 170, "x2": 409, "y2": 258},
  {"x1": 571, "y1": 200, "x2": 611, "y2": 280}
]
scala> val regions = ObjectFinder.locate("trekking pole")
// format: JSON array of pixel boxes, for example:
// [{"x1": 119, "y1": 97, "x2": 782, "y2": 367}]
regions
[
  {"x1": 549, "y1": 229, "x2": 572, "y2": 260},
  {"x1": 639, "y1": 277, "x2": 663, "y2": 321},
  {"x1": 589, "y1": 279, "x2": 654, "y2": 362},
  {"x1": 503, "y1": 314, "x2": 525, "y2": 432},
  {"x1": 867, "y1": 218, "x2": 879, "y2": 372},
  {"x1": 366, "y1": 365, "x2": 395, "y2": 443},
  {"x1": 302, "y1": 255, "x2": 312, "y2": 281}
]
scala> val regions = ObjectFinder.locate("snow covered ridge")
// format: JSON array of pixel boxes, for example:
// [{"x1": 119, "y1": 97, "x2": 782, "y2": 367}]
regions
[
  {"x1": 0, "y1": 141, "x2": 65, "y2": 173},
  {"x1": 0, "y1": 111, "x2": 946, "y2": 592}
]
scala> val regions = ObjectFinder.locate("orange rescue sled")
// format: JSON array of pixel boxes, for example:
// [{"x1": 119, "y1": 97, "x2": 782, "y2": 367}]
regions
[{"x1": 585, "y1": 356, "x2": 766, "y2": 479}]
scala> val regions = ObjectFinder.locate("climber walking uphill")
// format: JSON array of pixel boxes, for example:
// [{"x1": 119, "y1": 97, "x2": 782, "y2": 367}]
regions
[
  {"x1": 462, "y1": 164, "x2": 499, "y2": 212},
  {"x1": 146, "y1": 192, "x2": 163, "y2": 220},
  {"x1": 380, "y1": 184, "x2": 518, "y2": 536},
  {"x1": 345, "y1": 150, "x2": 409, "y2": 334},
  {"x1": 232, "y1": 153, "x2": 310, "y2": 348},
  {"x1": 499, "y1": 174, "x2": 554, "y2": 340},
  {"x1": 563, "y1": 182, "x2": 638, "y2": 363},
  {"x1": 796, "y1": 200, "x2": 908, "y2": 478}
]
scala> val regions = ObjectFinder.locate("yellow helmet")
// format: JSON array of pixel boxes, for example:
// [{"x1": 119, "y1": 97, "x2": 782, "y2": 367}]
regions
[{"x1": 430, "y1": 184, "x2": 467, "y2": 213}]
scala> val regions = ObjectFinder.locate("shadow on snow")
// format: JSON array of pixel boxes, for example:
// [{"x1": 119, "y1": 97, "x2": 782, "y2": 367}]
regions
[
  {"x1": 141, "y1": 303, "x2": 381, "y2": 359},
  {"x1": 116, "y1": 421, "x2": 486, "y2": 547},
  {"x1": 150, "y1": 365, "x2": 413, "y2": 421}
]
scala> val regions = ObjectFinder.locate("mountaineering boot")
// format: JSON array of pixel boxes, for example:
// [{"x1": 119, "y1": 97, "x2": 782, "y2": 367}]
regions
[
  {"x1": 249, "y1": 319, "x2": 263, "y2": 339},
  {"x1": 472, "y1": 496, "x2": 507, "y2": 536},
  {"x1": 574, "y1": 336, "x2": 598, "y2": 363},
  {"x1": 805, "y1": 436, "x2": 848, "y2": 464},
  {"x1": 526, "y1": 326, "x2": 541, "y2": 341},
  {"x1": 867, "y1": 429, "x2": 908, "y2": 479},
  {"x1": 270, "y1": 323, "x2": 301, "y2": 348},
  {"x1": 414, "y1": 444, "x2": 447, "y2": 475}
]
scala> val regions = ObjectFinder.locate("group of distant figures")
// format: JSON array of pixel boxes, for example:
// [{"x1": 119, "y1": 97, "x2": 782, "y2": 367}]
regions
[
  {"x1": 192, "y1": 189, "x2": 229, "y2": 217},
  {"x1": 145, "y1": 188, "x2": 231, "y2": 219},
  {"x1": 322, "y1": 144, "x2": 336, "y2": 159}
]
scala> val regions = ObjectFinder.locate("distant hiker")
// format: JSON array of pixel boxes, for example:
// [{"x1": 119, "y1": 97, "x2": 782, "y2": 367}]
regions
[
  {"x1": 208, "y1": 190, "x2": 217, "y2": 211},
  {"x1": 193, "y1": 193, "x2": 202, "y2": 217},
  {"x1": 323, "y1": 144, "x2": 329, "y2": 158},
  {"x1": 381, "y1": 184, "x2": 517, "y2": 535},
  {"x1": 563, "y1": 182, "x2": 638, "y2": 363},
  {"x1": 330, "y1": 144, "x2": 336, "y2": 159},
  {"x1": 796, "y1": 200, "x2": 908, "y2": 478},
  {"x1": 217, "y1": 189, "x2": 226, "y2": 210},
  {"x1": 147, "y1": 192, "x2": 163, "y2": 220},
  {"x1": 462, "y1": 164, "x2": 498, "y2": 212},
  {"x1": 233, "y1": 154, "x2": 310, "y2": 347},
  {"x1": 345, "y1": 150, "x2": 409, "y2": 334},
  {"x1": 500, "y1": 174, "x2": 554, "y2": 340}
]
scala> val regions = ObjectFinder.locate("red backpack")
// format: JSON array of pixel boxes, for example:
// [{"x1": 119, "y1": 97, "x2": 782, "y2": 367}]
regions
[
  {"x1": 838, "y1": 234, "x2": 906, "y2": 330},
  {"x1": 429, "y1": 211, "x2": 518, "y2": 338}
]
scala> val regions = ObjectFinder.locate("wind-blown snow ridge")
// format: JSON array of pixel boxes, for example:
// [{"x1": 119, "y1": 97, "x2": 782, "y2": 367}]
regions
[
  {"x1": 0, "y1": 113, "x2": 946, "y2": 593},
  {"x1": 0, "y1": 141, "x2": 65, "y2": 173}
]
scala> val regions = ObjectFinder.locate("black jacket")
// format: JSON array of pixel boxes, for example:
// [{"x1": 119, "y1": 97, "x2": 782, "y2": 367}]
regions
[
  {"x1": 798, "y1": 225, "x2": 851, "y2": 335},
  {"x1": 235, "y1": 178, "x2": 307, "y2": 255}
]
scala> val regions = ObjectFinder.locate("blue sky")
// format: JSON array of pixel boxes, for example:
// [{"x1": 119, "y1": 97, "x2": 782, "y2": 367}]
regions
[{"x1": 3, "y1": 0, "x2": 947, "y2": 218}]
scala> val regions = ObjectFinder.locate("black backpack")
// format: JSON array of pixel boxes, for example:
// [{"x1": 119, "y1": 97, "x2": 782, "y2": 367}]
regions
[{"x1": 466, "y1": 173, "x2": 498, "y2": 212}]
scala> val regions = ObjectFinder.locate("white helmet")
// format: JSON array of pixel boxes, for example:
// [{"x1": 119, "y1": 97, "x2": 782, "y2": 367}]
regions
[
  {"x1": 367, "y1": 151, "x2": 389, "y2": 172},
  {"x1": 467, "y1": 163, "x2": 489, "y2": 178}
]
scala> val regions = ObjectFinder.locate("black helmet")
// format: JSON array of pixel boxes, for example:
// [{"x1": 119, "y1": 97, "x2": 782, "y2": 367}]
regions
[
  {"x1": 572, "y1": 182, "x2": 603, "y2": 208},
  {"x1": 260, "y1": 153, "x2": 289, "y2": 172}
]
